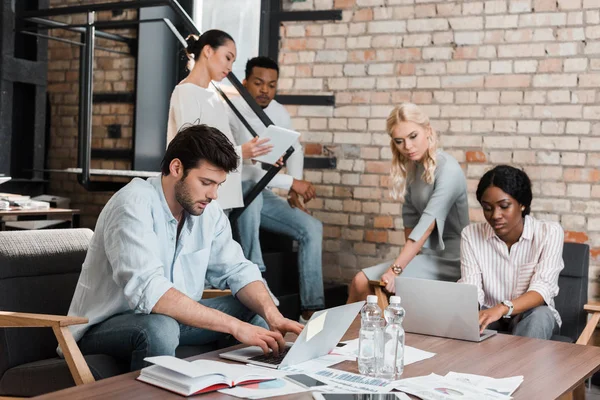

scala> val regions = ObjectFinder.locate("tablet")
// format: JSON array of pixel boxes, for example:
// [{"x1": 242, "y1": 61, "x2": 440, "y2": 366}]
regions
[{"x1": 252, "y1": 125, "x2": 300, "y2": 165}]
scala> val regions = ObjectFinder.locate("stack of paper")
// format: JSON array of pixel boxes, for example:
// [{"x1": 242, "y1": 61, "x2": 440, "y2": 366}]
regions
[
  {"x1": 331, "y1": 339, "x2": 436, "y2": 366},
  {"x1": 395, "y1": 373, "x2": 522, "y2": 400},
  {"x1": 444, "y1": 372, "x2": 523, "y2": 397}
]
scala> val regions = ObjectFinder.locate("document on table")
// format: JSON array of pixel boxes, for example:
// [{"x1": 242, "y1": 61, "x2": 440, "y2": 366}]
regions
[
  {"x1": 444, "y1": 372, "x2": 524, "y2": 396},
  {"x1": 331, "y1": 339, "x2": 436, "y2": 365},
  {"x1": 218, "y1": 375, "x2": 308, "y2": 399},
  {"x1": 395, "y1": 374, "x2": 513, "y2": 400},
  {"x1": 278, "y1": 354, "x2": 355, "y2": 374},
  {"x1": 312, "y1": 368, "x2": 397, "y2": 393}
]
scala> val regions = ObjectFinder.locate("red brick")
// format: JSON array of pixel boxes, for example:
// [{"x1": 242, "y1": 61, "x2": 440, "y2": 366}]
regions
[
  {"x1": 397, "y1": 63, "x2": 416, "y2": 75},
  {"x1": 394, "y1": 48, "x2": 422, "y2": 61},
  {"x1": 564, "y1": 231, "x2": 589, "y2": 243},
  {"x1": 466, "y1": 151, "x2": 487, "y2": 163},
  {"x1": 349, "y1": 50, "x2": 376, "y2": 62},
  {"x1": 334, "y1": 0, "x2": 355, "y2": 8},
  {"x1": 454, "y1": 47, "x2": 477, "y2": 60},
  {"x1": 365, "y1": 161, "x2": 391, "y2": 174},
  {"x1": 283, "y1": 38, "x2": 307, "y2": 51},
  {"x1": 412, "y1": 91, "x2": 433, "y2": 104},
  {"x1": 374, "y1": 216, "x2": 394, "y2": 229},
  {"x1": 537, "y1": 59, "x2": 563, "y2": 73},
  {"x1": 380, "y1": 176, "x2": 391, "y2": 187},
  {"x1": 365, "y1": 230, "x2": 388, "y2": 243},
  {"x1": 304, "y1": 143, "x2": 323, "y2": 156},
  {"x1": 353, "y1": 9, "x2": 373, "y2": 21},
  {"x1": 592, "y1": 248, "x2": 600, "y2": 263},
  {"x1": 564, "y1": 168, "x2": 600, "y2": 182}
]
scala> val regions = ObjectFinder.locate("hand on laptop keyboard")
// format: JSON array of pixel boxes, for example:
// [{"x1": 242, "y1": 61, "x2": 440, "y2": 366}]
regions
[
  {"x1": 248, "y1": 347, "x2": 291, "y2": 365},
  {"x1": 231, "y1": 321, "x2": 286, "y2": 356}
]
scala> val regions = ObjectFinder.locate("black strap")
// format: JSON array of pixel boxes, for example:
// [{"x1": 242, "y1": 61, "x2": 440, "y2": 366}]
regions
[
  {"x1": 211, "y1": 83, "x2": 295, "y2": 222},
  {"x1": 213, "y1": 83, "x2": 262, "y2": 138}
]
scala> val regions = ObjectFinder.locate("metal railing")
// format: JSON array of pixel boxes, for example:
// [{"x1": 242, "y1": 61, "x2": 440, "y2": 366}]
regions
[{"x1": 19, "y1": 0, "x2": 292, "y2": 220}]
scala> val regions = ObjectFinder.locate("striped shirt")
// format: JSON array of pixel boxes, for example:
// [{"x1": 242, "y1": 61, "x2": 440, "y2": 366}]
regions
[{"x1": 458, "y1": 215, "x2": 564, "y2": 326}]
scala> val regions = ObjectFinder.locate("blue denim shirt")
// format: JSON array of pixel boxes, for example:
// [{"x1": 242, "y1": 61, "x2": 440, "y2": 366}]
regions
[{"x1": 67, "y1": 176, "x2": 263, "y2": 342}]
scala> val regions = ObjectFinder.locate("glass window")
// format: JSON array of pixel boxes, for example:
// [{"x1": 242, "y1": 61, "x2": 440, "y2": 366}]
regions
[{"x1": 193, "y1": 0, "x2": 261, "y2": 82}]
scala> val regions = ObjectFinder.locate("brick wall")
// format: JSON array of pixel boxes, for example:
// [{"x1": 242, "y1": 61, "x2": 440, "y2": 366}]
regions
[
  {"x1": 279, "y1": 0, "x2": 600, "y2": 297},
  {"x1": 46, "y1": 0, "x2": 136, "y2": 228}
]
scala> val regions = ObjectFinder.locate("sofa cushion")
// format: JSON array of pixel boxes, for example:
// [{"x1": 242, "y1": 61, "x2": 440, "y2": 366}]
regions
[{"x1": 0, "y1": 354, "x2": 126, "y2": 397}]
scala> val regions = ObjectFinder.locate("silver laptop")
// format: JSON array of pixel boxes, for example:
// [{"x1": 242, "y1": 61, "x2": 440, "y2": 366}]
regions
[
  {"x1": 220, "y1": 301, "x2": 365, "y2": 369},
  {"x1": 395, "y1": 277, "x2": 496, "y2": 342}
]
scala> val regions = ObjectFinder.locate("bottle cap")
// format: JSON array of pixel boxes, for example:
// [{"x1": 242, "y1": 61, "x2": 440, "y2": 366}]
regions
[
  {"x1": 366, "y1": 295, "x2": 378, "y2": 304},
  {"x1": 390, "y1": 296, "x2": 401, "y2": 304}
]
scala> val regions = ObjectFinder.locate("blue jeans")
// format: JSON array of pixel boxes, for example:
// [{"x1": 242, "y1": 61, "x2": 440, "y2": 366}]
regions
[
  {"x1": 236, "y1": 181, "x2": 325, "y2": 311},
  {"x1": 77, "y1": 295, "x2": 268, "y2": 371},
  {"x1": 486, "y1": 305, "x2": 558, "y2": 340}
]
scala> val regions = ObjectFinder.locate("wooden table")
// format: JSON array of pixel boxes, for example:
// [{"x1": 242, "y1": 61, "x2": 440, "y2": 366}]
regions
[
  {"x1": 0, "y1": 208, "x2": 80, "y2": 230},
  {"x1": 34, "y1": 320, "x2": 600, "y2": 400}
]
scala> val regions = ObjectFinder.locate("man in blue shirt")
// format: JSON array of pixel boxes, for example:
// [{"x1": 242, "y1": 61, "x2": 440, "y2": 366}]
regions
[{"x1": 66, "y1": 124, "x2": 303, "y2": 371}]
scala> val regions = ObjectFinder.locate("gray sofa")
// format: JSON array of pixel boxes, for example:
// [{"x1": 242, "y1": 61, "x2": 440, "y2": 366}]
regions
[{"x1": 0, "y1": 229, "x2": 217, "y2": 397}]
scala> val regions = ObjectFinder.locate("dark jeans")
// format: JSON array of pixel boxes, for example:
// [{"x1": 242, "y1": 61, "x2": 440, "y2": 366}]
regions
[
  {"x1": 78, "y1": 295, "x2": 268, "y2": 371},
  {"x1": 486, "y1": 305, "x2": 558, "y2": 340}
]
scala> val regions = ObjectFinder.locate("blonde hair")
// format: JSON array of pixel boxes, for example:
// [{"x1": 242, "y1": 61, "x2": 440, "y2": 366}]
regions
[{"x1": 388, "y1": 103, "x2": 438, "y2": 201}]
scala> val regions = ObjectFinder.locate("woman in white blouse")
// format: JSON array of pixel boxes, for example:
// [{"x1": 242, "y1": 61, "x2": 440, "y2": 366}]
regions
[
  {"x1": 459, "y1": 165, "x2": 564, "y2": 340},
  {"x1": 167, "y1": 29, "x2": 271, "y2": 210}
]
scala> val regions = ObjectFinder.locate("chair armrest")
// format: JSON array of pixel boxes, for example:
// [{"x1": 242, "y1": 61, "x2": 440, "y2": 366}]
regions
[
  {"x1": 368, "y1": 280, "x2": 386, "y2": 287},
  {"x1": 0, "y1": 311, "x2": 88, "y2": 328},
  {"x1": 202, "y1": 289, "x2": 232, "y2": 299},
  {"x1": 584, "y1": 302, "x2": 600, "y2": 313}
]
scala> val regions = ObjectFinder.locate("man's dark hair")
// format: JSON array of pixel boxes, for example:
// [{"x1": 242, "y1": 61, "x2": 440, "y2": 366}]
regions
[
  {"x1": 476, "y1": 165, "x2": 533, "y2": 217},
  {"x1": 161, "y1": 124, "x2": 238, "y2": 177},
  {"x1": 245, "y1": 56, "x2": 279, "y2": 80}
]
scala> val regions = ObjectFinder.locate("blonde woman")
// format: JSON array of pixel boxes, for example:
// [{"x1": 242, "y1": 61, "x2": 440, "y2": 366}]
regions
[{"x1": 347, "y1": 103, "x2": 469, "y2": 302}]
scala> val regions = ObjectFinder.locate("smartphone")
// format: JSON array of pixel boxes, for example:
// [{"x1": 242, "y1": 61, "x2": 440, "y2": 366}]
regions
[
  {"x1": 285, "y1": 374, "x2": 327, "y2": 388},
  {"x1": 312, "y1": 394, "x2": 403, "y2": 400}
]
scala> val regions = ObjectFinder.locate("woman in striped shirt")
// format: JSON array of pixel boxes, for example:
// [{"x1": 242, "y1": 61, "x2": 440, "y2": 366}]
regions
[{"x1": 459, "y1": 165, "x2": 564, "y2": 340}]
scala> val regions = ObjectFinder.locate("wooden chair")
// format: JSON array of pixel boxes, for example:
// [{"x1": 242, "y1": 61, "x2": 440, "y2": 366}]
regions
[
  {"x1": 576, "y1": 302, "x2": 600, "y2": 345},
  {"x1": 201, "y1": 289, "x2": 232, "y2": 299},
  {"x1": 0, "y1": 312, "x2": 94, "y2": 387},
  {"x1": 368, "y1": 280, "x2": 390, "y2": 310},
  {"x1": 0, "y1": 229, "x2": 224, "y2": 398}
]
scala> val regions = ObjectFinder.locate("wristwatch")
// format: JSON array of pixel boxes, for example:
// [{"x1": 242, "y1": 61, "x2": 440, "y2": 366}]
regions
[
  {"x1": 501, "y1": 300, "x2": 514, "y2": 318},
  {"x1": 391, "y1": 264, "x2": 403, "y2": 275}
]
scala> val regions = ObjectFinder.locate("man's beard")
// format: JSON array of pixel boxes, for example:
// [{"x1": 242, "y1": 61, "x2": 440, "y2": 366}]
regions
[{"x1": 174, "y1": 178, "x2": 209, "y2": 216}]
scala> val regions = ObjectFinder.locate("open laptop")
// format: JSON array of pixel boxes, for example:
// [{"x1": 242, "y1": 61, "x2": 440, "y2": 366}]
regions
[
  {"x1": 220, "y1": 301, "x2": 365, "y2": 369},
  {"x1": 395, "y1": 277, "x2": 496, "y2": 342}
]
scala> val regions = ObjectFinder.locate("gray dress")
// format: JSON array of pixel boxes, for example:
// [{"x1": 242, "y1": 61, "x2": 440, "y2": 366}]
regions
[{"x1": 363, "y1": 151, "x2": 469, "y2": 283}]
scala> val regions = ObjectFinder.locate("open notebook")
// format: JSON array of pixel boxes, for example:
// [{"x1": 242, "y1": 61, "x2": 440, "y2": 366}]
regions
[{"x1": 137, "y1": 356, "x2": 277, "y2": 396}]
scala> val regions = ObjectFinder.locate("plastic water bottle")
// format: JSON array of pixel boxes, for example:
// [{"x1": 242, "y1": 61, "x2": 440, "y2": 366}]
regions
[
  {"x1": 358, "y1": 295, "x2": 383, "y2": 376},
  {"x1": 381, "y1": 296, "x2": 406, "y2": 379}
]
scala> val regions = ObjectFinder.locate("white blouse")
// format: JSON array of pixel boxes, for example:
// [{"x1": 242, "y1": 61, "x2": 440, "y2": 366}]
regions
[
  {"x1": 459, "y1": 215, "x2": 564, "y2": 326},
  {"x1": 167, "y1": 83, "x2": 243, "y2": 210}
]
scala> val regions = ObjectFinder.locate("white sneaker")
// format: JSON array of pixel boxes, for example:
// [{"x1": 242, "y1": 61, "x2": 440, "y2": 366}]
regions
[{"x1": 262, "y1": 278, "x2": 280, "y2": 306}]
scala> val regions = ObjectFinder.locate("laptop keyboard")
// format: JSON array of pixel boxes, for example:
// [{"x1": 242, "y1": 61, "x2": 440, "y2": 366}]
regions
[{"x1": 248, "y1": 347, "x2": 291, "y2": 365}]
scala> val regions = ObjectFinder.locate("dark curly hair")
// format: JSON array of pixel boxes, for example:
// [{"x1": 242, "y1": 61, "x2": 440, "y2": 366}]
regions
[
  {"x1": 245, "y1": 56, "x2": 279, "y2": 80},
  {"x1": 161, "y1": 124, "x2": 239, "y2": 177},
  {"x1": 476, "y1": 165, "x2": 532, "y2": 217}
]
